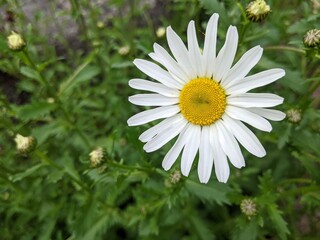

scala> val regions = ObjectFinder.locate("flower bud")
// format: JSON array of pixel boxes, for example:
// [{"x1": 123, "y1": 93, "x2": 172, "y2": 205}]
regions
[
  {"x1": 156, "y1": 27, "x2": 166, "y2": 38},
  {"x1": 240, "y1": 198, "x2": 257, "y2": 219},
  {"x1": 89, "y1": 147, "x2": 105, "y2": 167},
  {"x1": 287, "y1": 109, "x2": 301, "y2": 123},
  {"x1": 14, "y1": 134, "x2": 37, "y2": 154},
  {"x1": 303, "y1": 29, "x2": 320, "y2": 48},
  {"x1": 7, "y1": 31, "x2": 25, "y2": 51},
  {"x1": 246, "y1": 0, "x2": 271, "y2": 22},
  {"x1": 118, "y1": 45, "x2": 130, "y2": 56}
]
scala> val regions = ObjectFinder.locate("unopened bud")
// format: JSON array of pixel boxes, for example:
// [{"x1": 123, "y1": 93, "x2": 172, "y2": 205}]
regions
[
  {"x1": 246, "y1": 0, "x2": 271, "y2": 22},
  {"x1": 287, "y1": 109, "x2": 301, "y2": 123},
  {"x1": 14, "y1": 134, "x2": 37, "y2": 154},
  {"x1": 118, "y1": 45, "x2": 130, "y2": 55},
  {"x1": 89, "y1": 147, "x2": 105, "y2": 167},
  {"x1": 7, "y1": 31, "x2": 25, "y2": 51},
  {"x1": 240, "y1": 198, "x2": 257, "y2": 219},
  {"x1": 303, "y1": 29, "x2": 320, "y2": 48},
  {"x1": 156, "y1": 27, "x2": 166, "y2": 38}
]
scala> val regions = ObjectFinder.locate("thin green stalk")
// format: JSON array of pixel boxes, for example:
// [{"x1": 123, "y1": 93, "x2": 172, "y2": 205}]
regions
[
  {"x1": 69, "y1": 0, "x2": 90, "y2": 41},
  {"x1": 264, "y1": 45, "x2": 305, "y2": 54}
]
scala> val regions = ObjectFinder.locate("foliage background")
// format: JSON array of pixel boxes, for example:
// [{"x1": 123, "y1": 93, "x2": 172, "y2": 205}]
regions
[{"x1": 0, "y1": 0, "x2": 320, "y2": 239}]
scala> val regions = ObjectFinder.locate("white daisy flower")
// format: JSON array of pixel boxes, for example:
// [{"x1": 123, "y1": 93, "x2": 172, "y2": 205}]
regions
[{"x1": 127, "y1": 13, "x2": 285, "y2": 183}]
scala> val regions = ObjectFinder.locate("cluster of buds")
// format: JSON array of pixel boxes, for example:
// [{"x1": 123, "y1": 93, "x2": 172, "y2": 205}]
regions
[
  {"x1": 240, "y1": 198, "x2": 257, "y2": 219},
  {"x1": 246, "y1": 0, "x2": 271, "y2": 22},
  {"x1": 14, "y1": 134, "x2": 37, "y2": 154},
  {"x1": 7, "y1": 31, "x2": 25, "y2": 51},
  {"x1": 303, "y1": 29, "x2": 320, "y2": 48},
  {"x1": 89, "y1": 147, "x2": 105, "y2": 167}
]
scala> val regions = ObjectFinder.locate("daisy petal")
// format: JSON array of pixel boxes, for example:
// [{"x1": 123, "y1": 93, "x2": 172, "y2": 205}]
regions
[
  {"x1": 216, "y1": 120, "x2": 245, "y2": 168},
  {"x1": 162, "y1": 123, "x2": 192, "y2": 170},
  {"x1": 226, "y1": 69, "x2": 286, "y2": 94},
  {"x1": 181, "y1": 125, "x2": 201, "y2": 176},
  {"x1": 151, "y1": 43, "x2": 189, "y2": 83},
  {"x1": 166, "y1": 26, "x2": 197, "y2": 79},
  {"x1": 222, "y1": 114, "x2": 266, "y2": 158},
  {"x1": 143, "y1": 117, "x2": 188, "y2": 152},
  {"x1": 198, "y1": 126, "x2": 214, "y2": 183},
  {"x1": 226, "y1": 105, "x2": 272, "y2": 132},
  {"x1": 227, "y1": 93, "x2": 284, "y2": 108},
  {"x1": 129, "y1": 94, "x2": 179, "y2": 106},
  {"x1": 249, "y1": 108, "x2": 286, "y2": 121},
  {"x1": 127, "y1": 105, "x2": 180, "y2": 126},
  {"x1": 139, "y1": 114, "x2": 183, "y2": 142},
  {"x1": 129, "y1": 79, "x2": 180, "y2": 97},
  {"x1": 203, "y1": 13, "x2": 219, "y2": 78},
  {"x1": 187, "y1": 20, "x2": 204, "y2": 77},
  {"x1": 133, "y1": 59, "x2": 183, "y2": 89},
  {"x1": 214, "y1": 26, "x2": 238, "y2": 82},
  {"x1": 210, "y1": 124, "x2": 230, "y2": 183},
  {"x1": 222, "y1": 46, "x2": 263, "y2": 87}
]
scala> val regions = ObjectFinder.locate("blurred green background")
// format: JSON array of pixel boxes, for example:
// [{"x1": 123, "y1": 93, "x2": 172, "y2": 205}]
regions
[{"x1": 0, "y1": 0, "x2": 320, "y2": 239}]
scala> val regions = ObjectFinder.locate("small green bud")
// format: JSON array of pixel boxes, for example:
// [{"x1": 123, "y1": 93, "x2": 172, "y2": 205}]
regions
[
  {"x1": 240, "y1": 198, "x2": 257, "y2": 219},
  {"x1": 246, "y1": 0, "x2": 271, "y2": 22},
  {"x1": 14, "y1": 134, "x2": 37, "y2": 154},
  {"x1": 7, "y1": 31, "x2": 26, "y2": 51},
  {"x1": 303, "y1": 29, "x2": 320, "y2": 48},
  {"x1": 89, "y1": 147, "x2": 105, "y2": 167}
]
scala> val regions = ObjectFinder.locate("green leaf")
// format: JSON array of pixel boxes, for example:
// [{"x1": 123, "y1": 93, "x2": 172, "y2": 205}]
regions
[
  {"x1": 185, "y1": 180, "x2": 230, "y2": 205},
  {"x1": 59, "y1": 54, "x2": 100, "y2": 94},
  {"x1": 198, "y1": 0, "x2": 227, "y2": 18},
  {"x1": 9, "y1": 163, "x2": 45, "y2": 182},
  {"x1": 268, "y1": 204, "x2": 290, "y2": 240},
  {"x1": 20, "y1": 66, "x2": 41, "y2": 82},
  {"x1": 14, "y1": 102, "x2": 56, "y2": 121}
]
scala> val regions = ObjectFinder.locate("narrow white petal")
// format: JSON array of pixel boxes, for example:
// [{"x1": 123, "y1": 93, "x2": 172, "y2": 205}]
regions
[
  {"x1": 198, "y1": 126, "x2": 214, "y2": 183},
  {"x1": 162, "y1": 123, "x2": 192, "y2": 170},
  {"x1": 216, "y1": 120, "x2": 245, "y2": 169},
  {"x1": 226, "y1": 105, "x2": 272, "y2": 132},
  {"x1": 203, "y1": 13, "x2": 219, "y2": 78},
  {"x1": 139, "y1": 114, "x2": 183, "y2": 142},
  {"x1": 213, "y1": 26, "x2": 238, "y2": 82},
  {"x1": 143, "y1": 117, "x2": 188, "y2": 152},
  {"x1": 249, "y1": 108, "x2": 286, "y2": 121},
  {"x1": 152, "y1": 43, "x2": 189, "y2": 83},
  {"x1": 166, "y1": 26, "x2": 197, "y2": 79},
  {"x1": 133, "y1": 59, "x2": 183, "y2": 89},
  {"x1": 227, "y1": 93, "x2": 284, "y2": 108},
  {"x1": 187, "y1": 20, "x2": 204, "y2": 77},
  {"x1": 226, "y1": 69, "x2": 286, "y2": 95},
  {"x1": 222, "y1": 114, "x2": 266, "y2": 158},
  {"x1": 181, "y1": 125, "x2": 201, "y2": 176},
  {"x1": 129, "y1": 79, "x2": 180, "y2": 97},
  {"x1": 129, "y1": 94, "x2": 179, "y2": 106},
  {"x1": 222, "y1": 46, "x2": 263, "y2": 87},
  {"x1": 127, "y1": 105, "x2": 180, "y2": 126},
  {"x1": 210, "y1": 124, "x2": 230, "y2": 183}
]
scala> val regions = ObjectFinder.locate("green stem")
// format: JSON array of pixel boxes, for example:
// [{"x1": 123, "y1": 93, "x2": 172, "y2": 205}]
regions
[{"x1": 264, "y1": 45, "x2": 305, "y2": 54}]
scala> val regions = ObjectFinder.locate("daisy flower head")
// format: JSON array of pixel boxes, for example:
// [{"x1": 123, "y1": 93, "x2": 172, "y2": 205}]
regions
[{"x1": 127, "y1": 13, "x2": 285, "y2": 184}]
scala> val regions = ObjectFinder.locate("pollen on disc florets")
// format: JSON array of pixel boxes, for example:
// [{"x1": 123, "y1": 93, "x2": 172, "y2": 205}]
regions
[{"x1": 179, "y1": 78, "x2": 226, "y2": 126}]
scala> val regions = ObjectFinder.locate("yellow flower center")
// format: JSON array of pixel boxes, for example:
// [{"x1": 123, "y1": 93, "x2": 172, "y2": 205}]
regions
[{"x1": 179, "y1": 78, "x2": 226, "y2": 126}]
